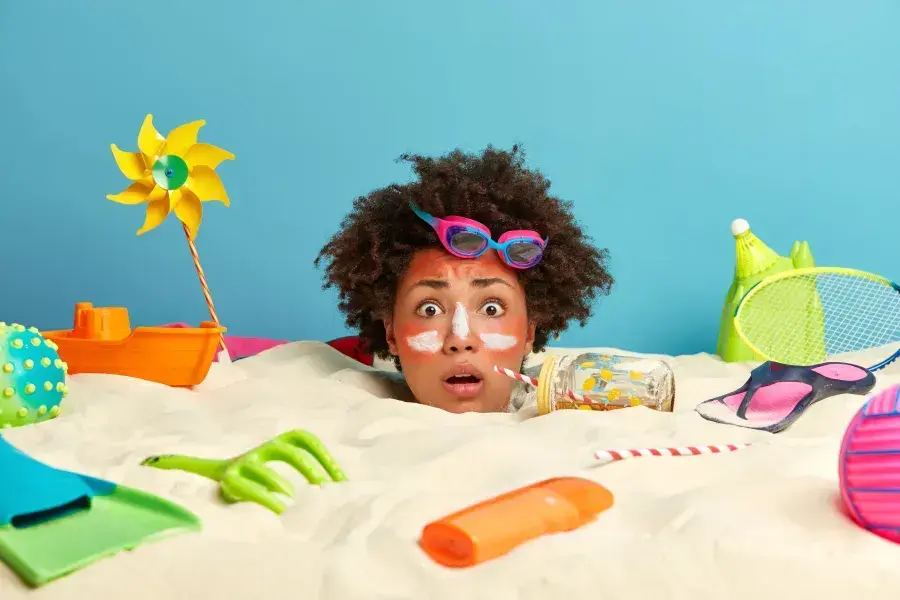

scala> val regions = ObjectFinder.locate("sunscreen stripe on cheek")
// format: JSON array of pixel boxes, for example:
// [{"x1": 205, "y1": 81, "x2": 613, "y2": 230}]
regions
[
  {"x1": 452, "y1": 302, "x2": 470, "y2": 338},
  {"x1": 479, "y1": 333, "x2": 518, "y2": 350},
  {"x1": 406, "y1": 330, "x2": 442, "y2": 353}
]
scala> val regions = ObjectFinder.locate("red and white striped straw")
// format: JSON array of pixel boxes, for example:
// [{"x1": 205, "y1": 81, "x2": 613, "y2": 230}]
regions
[
  {"x1": 493, "y1": 365, "x2": 538, "y2": 386},
  {"x1": 593, "y1": 443, "x2": 751, "y2": 464},
  {"x1": 492, "y1": 365, "x2": 588, "y2": 403},
  {"x1": 183, "y1": 223, "x2": 229, "y2": 359}
]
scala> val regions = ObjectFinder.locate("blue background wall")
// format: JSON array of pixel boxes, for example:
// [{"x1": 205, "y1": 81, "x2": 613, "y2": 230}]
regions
[{"x1": 1, "y1": 0, "x2": 898, "y2": 355}]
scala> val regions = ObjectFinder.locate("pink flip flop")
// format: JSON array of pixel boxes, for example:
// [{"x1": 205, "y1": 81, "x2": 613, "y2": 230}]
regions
[{"x1": 696, "y1": 361, "x2": 875, "y2": 433}]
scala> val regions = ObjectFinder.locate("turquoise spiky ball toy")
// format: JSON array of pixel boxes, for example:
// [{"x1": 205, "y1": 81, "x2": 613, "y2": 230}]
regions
[{"x1": 0, "y1": 322, "x2": 68, "y2": 428}]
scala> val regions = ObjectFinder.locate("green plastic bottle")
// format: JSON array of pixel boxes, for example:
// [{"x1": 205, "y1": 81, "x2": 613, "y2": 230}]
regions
[{"x1": 716, "y1": 218, "x2": 815, "y2": 362}]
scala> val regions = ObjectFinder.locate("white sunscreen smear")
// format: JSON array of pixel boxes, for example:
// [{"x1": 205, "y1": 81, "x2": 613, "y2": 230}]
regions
[
  {"x1": 406, "y1": 330, "x2": 442, "y2": 353},
  {"x1": 479, "y1": 333, "x2": 518, "y2": 350},
  {"x1": 452, "y1": 302, "x2": 470, "y2": 338}
]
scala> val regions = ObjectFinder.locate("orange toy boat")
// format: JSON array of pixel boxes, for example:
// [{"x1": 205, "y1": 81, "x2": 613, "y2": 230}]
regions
[{"x1": 41, "y1": 302, "x2": 226, "y2": 387}]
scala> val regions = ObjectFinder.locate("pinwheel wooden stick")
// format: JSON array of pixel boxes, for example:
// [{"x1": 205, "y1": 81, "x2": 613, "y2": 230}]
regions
[
  {"x1": 107, "y1": 114, "x2": 234, "y2": 357},
  {"x1": 182, "y1": 222, "x2": 227, "y2": 355}
]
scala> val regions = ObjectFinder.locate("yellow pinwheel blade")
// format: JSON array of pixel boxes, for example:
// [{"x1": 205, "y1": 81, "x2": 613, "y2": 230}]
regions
[
  {"x1": 174, "y1": 188, "x2": 203, "y2": 240},
  {"x1": 183, "y1": 143, "x2": 235, "y2": 170},
  {"x1": 186, "y1": 166, "x2": 230, "y2": 205},
  {"x1": 110, "y1": 144, "x2": 147, "y2": 180},
  {"x1": 136, "y1": 195, "x2": 171, "y2": 236},
  {"x1": 163, "y1": 120, "x2": 206, "y2": 157},
  {"x1": 167, "y1": 187, "x2": 183, "y2": 211},
  {"x1": 138, "y1": 114, "x2": 165, "y2": 166},
  {"x1": 146, "y1": 184, "x2": 167, "y2": 205},
  {"x1": 106, "y1": 180, "x2": 155, "y2": 205}
]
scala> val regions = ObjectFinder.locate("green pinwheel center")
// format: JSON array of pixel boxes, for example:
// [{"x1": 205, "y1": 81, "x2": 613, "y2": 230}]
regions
[{"x1": 152, "y1": 155, "x2": 189, "y2": 191}]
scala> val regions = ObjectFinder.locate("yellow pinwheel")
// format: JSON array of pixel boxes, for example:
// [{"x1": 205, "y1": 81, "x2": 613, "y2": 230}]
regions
[{"x1": 107, "y1": 114, "x2": 234, "y2": 240}]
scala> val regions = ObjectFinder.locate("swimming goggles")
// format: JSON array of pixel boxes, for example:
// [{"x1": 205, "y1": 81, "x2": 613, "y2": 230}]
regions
[{"x1": 410, "y1": 202, "x2": 549, "y2": 269}]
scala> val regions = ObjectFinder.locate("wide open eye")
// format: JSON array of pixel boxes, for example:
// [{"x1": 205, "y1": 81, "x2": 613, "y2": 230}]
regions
[
  {"x1": 415, "y1": 302, "x2": 445, "y2": 318},
  {"x1": 478, "y1": 300, "x2": 506, "y2": 318}
]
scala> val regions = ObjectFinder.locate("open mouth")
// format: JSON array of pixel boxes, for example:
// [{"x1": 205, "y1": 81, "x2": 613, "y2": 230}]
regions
[
  {"x1": 445, "y1": 374, "x2": 482, "y2": 385},
  {"x1": 442, "y1": 367, "x2": 485, "y2": 398}
]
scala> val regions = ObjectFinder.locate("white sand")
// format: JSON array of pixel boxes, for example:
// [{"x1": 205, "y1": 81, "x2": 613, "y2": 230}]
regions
[{"x1": 2, "y1": 342, "x2": 900, "y2": 599}]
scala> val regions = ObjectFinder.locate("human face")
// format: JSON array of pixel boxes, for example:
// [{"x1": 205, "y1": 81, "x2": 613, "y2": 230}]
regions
[{"x1": 384, "y1": 248, "x2": 536, "y2": 413}]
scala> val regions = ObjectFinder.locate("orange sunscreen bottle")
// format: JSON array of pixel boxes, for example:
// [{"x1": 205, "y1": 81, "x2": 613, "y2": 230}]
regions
[{"x1": 419, "y1": 477, "x2": 613, "y2": 568}]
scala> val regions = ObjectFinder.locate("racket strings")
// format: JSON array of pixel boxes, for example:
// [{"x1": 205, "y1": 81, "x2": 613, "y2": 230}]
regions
[
  {"x1": 737, "y1": 272, "x2": 900, "y2": 364},
  {"x1": 825, "y1": 276, "x2": 900, "y2": 353}
]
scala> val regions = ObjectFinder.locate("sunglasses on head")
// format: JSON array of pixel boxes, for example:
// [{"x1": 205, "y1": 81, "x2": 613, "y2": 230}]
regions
[{"x1": 410, "y1": 203, "x2": 548, "y2": 270}]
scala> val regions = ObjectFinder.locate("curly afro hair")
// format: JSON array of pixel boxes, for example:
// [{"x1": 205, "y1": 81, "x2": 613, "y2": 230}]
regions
[{"x1": 314, "y1": 145, "x2": 614, "y2": 363}]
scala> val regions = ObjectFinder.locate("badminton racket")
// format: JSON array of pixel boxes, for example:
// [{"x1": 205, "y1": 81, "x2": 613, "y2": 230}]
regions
[{"x1": 733, "y1": 267, "x2": 900, "y2": 371}]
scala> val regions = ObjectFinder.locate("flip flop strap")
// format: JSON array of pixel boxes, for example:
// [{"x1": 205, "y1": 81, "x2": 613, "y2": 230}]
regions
[{"x1": 736, "y1": 364, "x2": 820, "y2": 419}]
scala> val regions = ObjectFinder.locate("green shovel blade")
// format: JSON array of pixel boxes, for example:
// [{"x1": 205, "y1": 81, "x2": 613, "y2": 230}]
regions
[{"x1": 0, "y1": 485, "x2": 200, "y2": 587}]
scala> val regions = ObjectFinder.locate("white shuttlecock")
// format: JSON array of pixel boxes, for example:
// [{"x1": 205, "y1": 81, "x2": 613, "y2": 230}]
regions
[{"x1": 730, "y1": 218, "x2": 750, "y2": 237}]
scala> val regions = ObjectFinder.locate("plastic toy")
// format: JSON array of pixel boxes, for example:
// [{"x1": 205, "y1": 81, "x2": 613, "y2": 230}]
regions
[
  {"x1": 141, "y1": 430, "x2": 347, "y2": 514},
  {"x1": 41, "y1": 303, "x2": 224, "y2": 388},
  {"x1": 107, "y1": 114, "x2": 234, "y2": 360},
  {"x1": 0, "y1": 434, "x2": 200, "y2": 587},
  {"x1": 697, "y1": 361, "x2": 875, "y2": 433},
  {"x1": 162, "y1": 322, "x2": 290, "y2": 361},
  {"x1": 716, "y1": 218, "x2": 815, "y2": 362},
  {"x1": 0, "y1": 323, "x2": 68, "y2": 428},
  {"x1": 419, "y1": 477, "x2": 613, "y2": 568},
  {"x1": 839, "y1": 384, "x2": 900, "y2": 544}
]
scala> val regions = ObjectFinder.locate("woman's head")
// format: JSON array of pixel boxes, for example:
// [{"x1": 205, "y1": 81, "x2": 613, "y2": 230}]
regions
[{"x1": 315, "y1": 146, "x2": 613, "y2": 413}]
